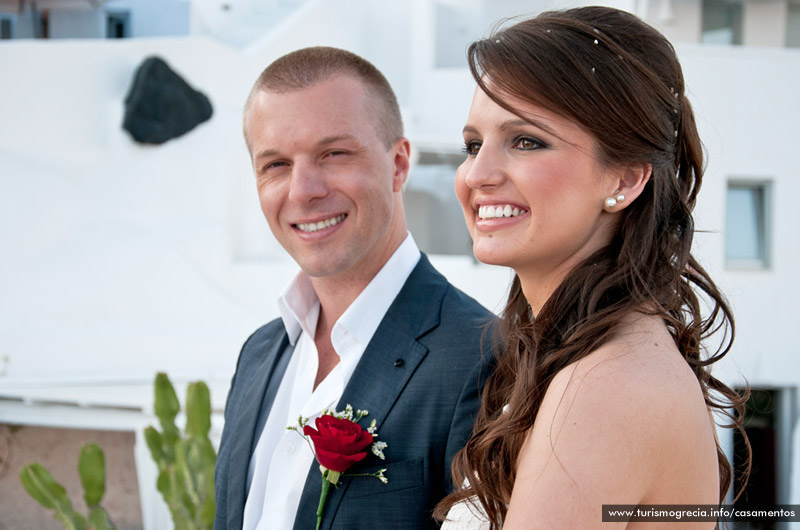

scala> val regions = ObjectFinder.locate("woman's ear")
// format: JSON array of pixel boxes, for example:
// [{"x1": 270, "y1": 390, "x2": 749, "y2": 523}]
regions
[{"x1": 603, "y1": 163, "x2": 652, "y2": 211}]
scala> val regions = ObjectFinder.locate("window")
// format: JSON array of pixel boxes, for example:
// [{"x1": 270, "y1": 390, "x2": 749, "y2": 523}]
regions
[
  {"x1": 725, "y1": 180, "x2": 771, "y2": 268},
  {"x1": 106, "y1": 11, "x2": 129, "y2": 39},
  {"x1": 787, "y1": 1, "x2": 800, "y2": 48},
  {"x1": 732, "y1": 388, "x2": 795, "y2": 510},
  {"x1": 0, "y1": 17, "x2": 12, "y2": 39},
  {"x1": 405, "y1": 151, "x2": 472, "y2": 256},
  {"x1": 701, "y1": 0, "x2": 743, "y2": 45},
  {"x1": 39, "y1": 9, "x2": 48, "y2": 38}
]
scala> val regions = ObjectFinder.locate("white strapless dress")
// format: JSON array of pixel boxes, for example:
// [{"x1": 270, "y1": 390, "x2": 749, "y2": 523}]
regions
[{"x1": 441, "y1": 498, "x2": 491, "y2": 530}]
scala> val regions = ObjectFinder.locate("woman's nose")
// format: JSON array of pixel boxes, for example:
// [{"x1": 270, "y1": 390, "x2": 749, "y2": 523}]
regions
[{"x1": 463, "y1": 147, "x2": 506, "y2": 190}]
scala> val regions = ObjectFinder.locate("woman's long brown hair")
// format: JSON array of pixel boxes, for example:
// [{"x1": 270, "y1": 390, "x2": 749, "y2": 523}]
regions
[{"x1": 436, "y1": 7, "x2": 749, "y2": 528}]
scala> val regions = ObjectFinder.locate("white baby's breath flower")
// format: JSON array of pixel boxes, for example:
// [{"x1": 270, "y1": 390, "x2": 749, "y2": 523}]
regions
[
  {"x1": 376, "y1": 469, "x2": 388, "y2": 484},
  {"x1": 367, "y1": 419, "x2": 377, "y2": 434},
  {"x1": 343, "y1": 404, "x2": 354, "y2": 421},
  {"x1": 372, "y1": 441, "x2": 388, "y2": 460}
]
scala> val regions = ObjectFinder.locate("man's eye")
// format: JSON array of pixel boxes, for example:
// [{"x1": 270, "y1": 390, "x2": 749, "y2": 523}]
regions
[
  {"x1": 325, "y1": 150, "x2": 349, "y2": 159},
  {"x1": 462, "y1": 141, "x2": 481, "y2": 156},
  {"x1": 257, "y1": 161, "x2": 289, "y2": 177}
]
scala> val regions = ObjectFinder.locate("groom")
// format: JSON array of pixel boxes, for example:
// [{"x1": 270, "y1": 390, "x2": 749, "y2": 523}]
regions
[{"x1": 214, "y1": 47, "x2": 494, "y2": 529}]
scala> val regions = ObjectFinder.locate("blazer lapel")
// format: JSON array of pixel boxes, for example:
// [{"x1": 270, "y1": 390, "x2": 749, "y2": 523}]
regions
[
  {"x1": 293, "y1": 254, "x2": 447, "y2": 530},
  {"x1": 227, "y1": 330, "x2": 293, "y2": 530}
]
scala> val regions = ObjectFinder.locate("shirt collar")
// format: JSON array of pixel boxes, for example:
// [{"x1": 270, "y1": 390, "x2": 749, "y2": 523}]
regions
[
  {"x1": 277, "y1": 233, "x2": 421, "y2": 351},
  {"x1": 333, "y1": 233, "x2": 420, "y2": 353},
  {"x1": 278, "y1": 273, "x2": 319, "y2": 347}
]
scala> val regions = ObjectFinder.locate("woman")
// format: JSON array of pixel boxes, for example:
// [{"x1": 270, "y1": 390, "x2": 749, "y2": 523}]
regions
[{"x1": 437, "y1": 7, "x2": 747, "y2": 529}]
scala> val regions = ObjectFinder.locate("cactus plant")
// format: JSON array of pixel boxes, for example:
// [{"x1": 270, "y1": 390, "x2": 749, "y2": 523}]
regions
[
  {"x1": 19, "y1": 442, "x2": 116, "y2": 530},
  {"x1": 144, "y1": 372, "x2": 216, "y2": 530}
]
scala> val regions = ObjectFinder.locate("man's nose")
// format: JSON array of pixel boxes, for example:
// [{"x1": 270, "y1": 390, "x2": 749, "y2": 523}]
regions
[{"x1": 287, "y1": 160, "x2": 329, "y2": 203}]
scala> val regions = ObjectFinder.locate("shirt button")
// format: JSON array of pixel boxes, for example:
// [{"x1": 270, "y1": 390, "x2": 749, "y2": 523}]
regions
[{"x1": 284, "y1": 443, "x2": 295, "y2": 454}]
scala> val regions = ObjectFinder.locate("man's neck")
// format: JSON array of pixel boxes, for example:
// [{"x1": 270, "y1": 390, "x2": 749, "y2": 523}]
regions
[
  {"x1": 310, "y1": 274, "x2": 368, "y2": 328},
  {"x1": 309, "y1": 233, "x2": 408, "y2": 331},
  {"x1": 312, "y1": 308, "x2": 338, "y2": 390}
]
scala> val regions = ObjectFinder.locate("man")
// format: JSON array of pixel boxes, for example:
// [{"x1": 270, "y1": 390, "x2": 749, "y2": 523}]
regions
[{"x1": 214, "y1": 46, "x2": 493, "y2": 530}]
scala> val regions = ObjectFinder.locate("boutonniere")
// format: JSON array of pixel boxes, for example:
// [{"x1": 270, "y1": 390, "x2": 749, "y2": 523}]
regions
[{"x1": 288, "y1": 405, "x2": 388, "y2": 530}]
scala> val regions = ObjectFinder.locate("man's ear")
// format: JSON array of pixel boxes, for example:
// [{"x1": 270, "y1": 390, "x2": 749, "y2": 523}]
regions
[
  {"x1": 604, "y1": 162, "x2": 652, "y2": 211},
  {"x1": 392, "y1": 138, "x2": 411, "y2": 192}
]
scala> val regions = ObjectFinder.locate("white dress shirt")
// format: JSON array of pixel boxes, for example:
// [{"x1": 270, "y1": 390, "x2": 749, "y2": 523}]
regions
[{"x1": 242, "y1": 234, "x2": 421, "y2": 530}]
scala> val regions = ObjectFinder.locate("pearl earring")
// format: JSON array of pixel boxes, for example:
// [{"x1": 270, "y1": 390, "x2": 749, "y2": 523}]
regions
[{"x1": 604, "y1": 191, "x2": 625, "y2": 210}]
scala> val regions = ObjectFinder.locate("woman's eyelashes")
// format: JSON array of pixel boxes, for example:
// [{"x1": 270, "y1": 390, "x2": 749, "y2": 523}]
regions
[
  {"x1": 462, "y1": 140, "x2": 481, "y2": 156},
  {"x1": 512, "y1": 135, "x2": 547, "y2": 150},
  {"x1": 462, "y1": 135, "x2": 548, "y2": 157}
]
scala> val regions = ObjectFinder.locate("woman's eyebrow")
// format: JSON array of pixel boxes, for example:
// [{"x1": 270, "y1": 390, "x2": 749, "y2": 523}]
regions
[
  {"x1": 462, "y1": 118, "x2": 558, "y2": 137},
  {"x1": 498, "y1": 117, "x2": 557, "y2": 136}
]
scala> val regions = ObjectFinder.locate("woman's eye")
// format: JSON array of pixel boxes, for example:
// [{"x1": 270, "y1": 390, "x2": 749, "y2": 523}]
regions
[
  {"x1": 462, "y1": 141, "x2": 481, "y2": 156},
  {"x1": 513, "y1": 137, "x2": 544, "y2": 150}
]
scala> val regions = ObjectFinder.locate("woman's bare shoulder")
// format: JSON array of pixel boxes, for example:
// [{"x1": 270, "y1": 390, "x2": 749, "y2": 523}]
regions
[
  {"x1": 503, "y1": 314, "x2": 718, "y2": 528},
  {"x1": 546, "y1": 313, "x2": 710, "y2": 445}
]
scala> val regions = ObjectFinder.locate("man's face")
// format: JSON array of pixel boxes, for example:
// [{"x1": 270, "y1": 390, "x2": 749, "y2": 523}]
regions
[{"x1": 245, "y1": 75, "x2": 410, "y2": 283}]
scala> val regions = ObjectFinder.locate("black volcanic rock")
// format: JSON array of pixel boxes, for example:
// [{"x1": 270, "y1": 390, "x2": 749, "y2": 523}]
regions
[{"x1": 123, "y1": 56, "x2": 213, "y2": 144}]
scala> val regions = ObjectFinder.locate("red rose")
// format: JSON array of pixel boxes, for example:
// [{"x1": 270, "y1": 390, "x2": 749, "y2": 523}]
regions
[{"x1": 303, "y1": 415, "x2": 374, "y2": 473}]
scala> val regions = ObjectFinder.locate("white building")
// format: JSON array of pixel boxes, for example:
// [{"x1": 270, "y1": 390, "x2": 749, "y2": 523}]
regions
[{"x1": 1, "y1": 0, "x2": 798, "y2": 528}]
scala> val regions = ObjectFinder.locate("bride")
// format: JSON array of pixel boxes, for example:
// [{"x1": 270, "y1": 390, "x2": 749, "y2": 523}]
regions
[{"x1": 437, "y1": 7, "x2": 748, "y2": 529}]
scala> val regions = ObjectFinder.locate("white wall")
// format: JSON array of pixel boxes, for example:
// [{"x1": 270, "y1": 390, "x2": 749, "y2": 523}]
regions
[
  {"x1": 681, "y1": 45, "x2": 800, "y2": 388},
  {"x1": 0, "y1": 36, "x2": 260, "y2": 386}
]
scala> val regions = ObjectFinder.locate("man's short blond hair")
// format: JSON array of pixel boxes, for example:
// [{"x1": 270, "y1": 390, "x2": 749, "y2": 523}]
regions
[{"x1": 244, "y1": 46, "x2": 403, "y2": 149}]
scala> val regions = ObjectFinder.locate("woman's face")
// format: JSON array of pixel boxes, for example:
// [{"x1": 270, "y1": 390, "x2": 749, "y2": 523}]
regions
[{"x1": 456, "y1": 87, "x2": 621, "y2": 290}]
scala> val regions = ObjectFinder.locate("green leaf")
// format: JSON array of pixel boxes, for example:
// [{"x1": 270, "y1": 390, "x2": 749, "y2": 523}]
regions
[
  {"x1": 154, "y1": 373, "x2": 180, "y2": 424},
  {"x1": 175, "y1": 440, "x2": 200, "y2": 506},
  {"x1": 88, "y1": 506, "x2": 116, "y2": 530},
  {"x1": 173, "y1": 517, "x2": 191, "y2": 530},
  {"x1": 200, "y1": 494, "x2": 216, "y2": 527},
  {"x1": 19, "y1": 462, "x2": 67, "y2": 510},
  {"x1": 61, "y1": 511, "x2": 88, "y2": 530},
  {"x1": 147, "y1": 374, "x2": 218, "y2": 530},
  {"x1": 185, "y1": 382, "x2": 211, "y2": 438},
  {"x1": 156, "y1": 469, "x2": 172, "y2": 498},
  {"x1": 143, "y1": 427, "x2": 165, "y2": 467},
  {"x1": 78, "y1": 443, "x2": 105, "y2": 507}
]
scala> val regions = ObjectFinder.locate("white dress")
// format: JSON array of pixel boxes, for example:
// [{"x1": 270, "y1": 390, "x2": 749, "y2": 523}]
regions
[{"x1": 441, "y1": 498, "x2": 491, "y2": 530}]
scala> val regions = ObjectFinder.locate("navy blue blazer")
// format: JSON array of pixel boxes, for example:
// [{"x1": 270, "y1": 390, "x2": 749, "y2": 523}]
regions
[{"x1": 214, "y1": 254, "x2": 495, "y2": 529}]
